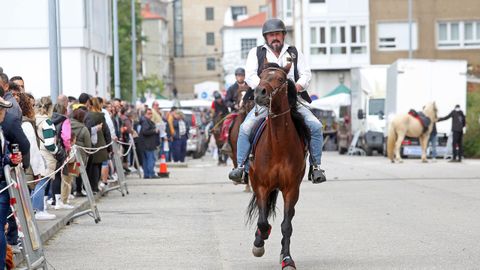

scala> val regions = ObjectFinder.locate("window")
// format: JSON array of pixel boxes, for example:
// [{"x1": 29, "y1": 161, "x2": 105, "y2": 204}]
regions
[
  {"x1": 205, "y1": 7, "x2": 214, "y2": 21},
  {"x1": 285, "y1": 0, "x2": 292, "y2": 18},
  {"x1": 330, "y1": 25, "x2": 346, "y2": 54},
  {"x1": 206, "y1": 32, "x2": 215, "y2": 45},
  {"x1": 438, "y1": 21, "x2": 480, "y2": 48},
  {"x1": 377, "y1": 22, "x2": 418, "y2": 51},
  {"x1": 241, "y1": 38, "x2": 257, "y2": 59},
  {"x1": 350, "y1": 25, "x2": 367, "y2": 54},
  {"x1": 310, "y1": 0, "x2": 325, "y2": 3},
  {"x1": 310, "y1": 25, "x2": 326, "y2": 55},
  {"x1": 231, "y1": 6, "x2": 247, "y2": 20},
  {"x1": 207, "y1": 58, "x2": 216, "y2": 70}
]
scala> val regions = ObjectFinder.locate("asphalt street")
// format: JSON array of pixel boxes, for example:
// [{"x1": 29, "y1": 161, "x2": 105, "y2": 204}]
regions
[{"x1": 44, "y1": 152, "x2": 480, "y2": 269}]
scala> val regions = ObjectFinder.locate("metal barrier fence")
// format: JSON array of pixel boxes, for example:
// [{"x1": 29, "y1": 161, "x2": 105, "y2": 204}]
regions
[{"x1": 3, "y1": 136, "x2": 139, "y2": 269}]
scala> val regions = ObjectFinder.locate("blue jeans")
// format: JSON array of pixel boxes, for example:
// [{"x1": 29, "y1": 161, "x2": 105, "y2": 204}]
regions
[
  {"x1": 0, "y1": 181, "x2": 10, "y2": 270},
  {"x1": 429, "y1": 133, "x2": 437, "y2": 158},
  {"x1": 32, "y1": 177, "x2": 48, "y2": 211},
  {"x1": 172, "y1": 137, "x2": 187, "y2": 162},
  {"x1": 142, "y1": 150, "x2": 156, "y2": 178},
  {"x1": 237, "y1": 103, "x2": 323, "y2": 171}
]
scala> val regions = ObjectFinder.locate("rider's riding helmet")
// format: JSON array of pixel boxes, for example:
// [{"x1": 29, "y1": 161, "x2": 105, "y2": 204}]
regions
[
  {"x1": 213, "y1": 91, "x2": 222, "y2": 100},
  {"x1": 262, "y1": 18, "x2": 287, "y2": 36},
  {"x1": 234, "y1": 68, "x2": 245, "y2": 76}
]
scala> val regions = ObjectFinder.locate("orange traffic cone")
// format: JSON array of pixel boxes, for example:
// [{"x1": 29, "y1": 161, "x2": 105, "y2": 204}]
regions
[{"x1": 158, "y1": 154, "x2": 170, "y2": 178}]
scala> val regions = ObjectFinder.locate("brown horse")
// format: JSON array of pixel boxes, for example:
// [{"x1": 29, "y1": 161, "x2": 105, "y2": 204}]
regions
[
  {"x1": 387, "y1": 102, "x2": 438, "y2": 163},
  {"x1": 246, "y1": 62, "x2": 310, "y2": 270},
  {"x1": 211, "y1": 111, "x2": 229, "y2": 165},
  {"x1": 226, "y1": 84, "x2": 255, "y2": 190}
]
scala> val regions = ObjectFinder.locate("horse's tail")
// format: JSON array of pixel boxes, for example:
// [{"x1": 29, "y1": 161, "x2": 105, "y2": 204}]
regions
[
  {"x1": 246, "y1": 189, "x2": 279, "y2": 225},
  {"x1": 387, "y1": 123, "x2": 397, "y2": 161}
]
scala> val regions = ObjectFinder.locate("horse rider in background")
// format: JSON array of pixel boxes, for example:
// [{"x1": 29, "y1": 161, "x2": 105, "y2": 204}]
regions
[
  {"x1": 228, "y1": 18, "x2": 327, "y2": 184},
  {"x1": 224, "y1": 68, "x2": 253, "y2": 113}
]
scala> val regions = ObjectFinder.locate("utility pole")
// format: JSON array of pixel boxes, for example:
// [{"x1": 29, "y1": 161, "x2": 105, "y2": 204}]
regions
[
  {"x1": 48, "y1": 0, "x2": 62, "y2": 102},
  {"x1": 113, "y1": 0, "x2": 121, "y2": 98},
  {"x1": 131, "y1": 0, "x2": 137, "y2": 103},
  {"x1": 408, "y1": 0, "x2": 413, "y2": 59}
]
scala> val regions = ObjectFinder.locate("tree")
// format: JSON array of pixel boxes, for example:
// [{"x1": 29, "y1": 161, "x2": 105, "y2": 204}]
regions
[
  {"x1": 138, "y1": 74, "x2": 164, "y2": 98},
  {"x1": 110, "y1": 0, "x2": 143, "y2": 101}
]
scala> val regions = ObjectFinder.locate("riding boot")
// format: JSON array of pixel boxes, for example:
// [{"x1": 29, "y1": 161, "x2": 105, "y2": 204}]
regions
[
  {"x1": 310, "y1": 165, "x2": 326, "y2": 184},
  {"x1": 229, "y1": 167, "x2": 244, "y2": 183}
]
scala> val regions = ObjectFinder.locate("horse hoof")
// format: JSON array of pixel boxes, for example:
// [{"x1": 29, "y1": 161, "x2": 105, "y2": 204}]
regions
[
  {"x1": 252, "y1": 245, "x2": 265, "y2": 257},
  {"x1": 283, "y1": 266, "x2": 296, "y2": 270}
]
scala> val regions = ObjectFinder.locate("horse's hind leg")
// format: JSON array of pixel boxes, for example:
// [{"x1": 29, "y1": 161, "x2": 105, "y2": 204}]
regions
[
  {"x1": 279, "y1": 189, "x2": 299, "y2": 269},
  {"x1": 419, "y1": 135, "x2": 429, "y2": 163},
  {"x1": 252, "y1": 192, "x2": 271, "y2": 257}
]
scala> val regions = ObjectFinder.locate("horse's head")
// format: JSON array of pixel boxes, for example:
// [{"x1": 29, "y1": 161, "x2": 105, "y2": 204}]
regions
[
  {"x1": 423, "y1": 101, "x2": 438, "y2": 122},
  {"x1": 255, "y1": 62, "x2": 292, "y2": 108}
]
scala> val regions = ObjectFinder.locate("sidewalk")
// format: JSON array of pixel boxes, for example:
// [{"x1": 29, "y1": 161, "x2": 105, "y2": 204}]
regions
[{"x1": 14, "y1": 190, "x2": 106, "y2": 267}]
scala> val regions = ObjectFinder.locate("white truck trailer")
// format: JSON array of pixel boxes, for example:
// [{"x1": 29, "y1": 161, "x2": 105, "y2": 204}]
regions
[
  {"x1": 349, "y1": 66, "x2": 388, "y2": 155},
  {"x1": 385, "y1": 59, "x2": 468, "y2": 157}
]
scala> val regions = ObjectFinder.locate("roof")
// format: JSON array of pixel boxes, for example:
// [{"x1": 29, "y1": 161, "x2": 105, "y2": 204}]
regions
[
  {"x1": 323, "y1": 84, "x2": 351, "y2": 98},
  {"x1": 141, "y1": 3, "x2": 166, "y2": 21},
  {"x1": 234, "y1": 12, "x2": 266, "y2": 28}
]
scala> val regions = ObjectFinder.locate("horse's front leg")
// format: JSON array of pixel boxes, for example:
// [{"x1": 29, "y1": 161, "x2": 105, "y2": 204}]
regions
[
  {"x1": 280, "y1": 189, "x2": 299, "y2": 270},
  {"x1": 395, "y1": 133, "x2": 406, "y2": 163},
  {"x1": 420, "y1": 135, "x2": 429, "y2": 163},
  {"x1": 252, "y1": 191, "x2": 271, "y2": 257}
]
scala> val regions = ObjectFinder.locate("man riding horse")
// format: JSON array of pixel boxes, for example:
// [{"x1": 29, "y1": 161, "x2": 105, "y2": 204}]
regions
[
  {"x1": 225, "y1": 68, "x2": 254, "y2": 112},
  {"x1": 228, "y1": 18, "x2": 327, "y2": 184}
]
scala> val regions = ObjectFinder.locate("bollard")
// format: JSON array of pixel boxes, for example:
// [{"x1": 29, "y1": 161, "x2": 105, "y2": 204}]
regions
[{"x1": 129, "y1": 134, "x2": 142, "y2": 179}]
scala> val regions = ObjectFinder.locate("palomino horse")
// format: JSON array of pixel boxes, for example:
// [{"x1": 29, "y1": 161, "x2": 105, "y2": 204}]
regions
[
  {"x1": 387, "y1": 102, "x2": 438, "y2": 163},
  {"x1": 246, "y1": 62, "x2": 310, "y2": 270}
]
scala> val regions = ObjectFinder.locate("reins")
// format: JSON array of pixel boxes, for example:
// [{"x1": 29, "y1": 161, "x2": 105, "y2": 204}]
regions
[{"x1": 258, "y1": 67, "x2": 291, "y2": 119}]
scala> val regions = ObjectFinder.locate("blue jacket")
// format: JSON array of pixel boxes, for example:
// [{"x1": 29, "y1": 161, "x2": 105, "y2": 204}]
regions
[{"x1": 1, "y1": 112, "x2": 30, "y2": 169}]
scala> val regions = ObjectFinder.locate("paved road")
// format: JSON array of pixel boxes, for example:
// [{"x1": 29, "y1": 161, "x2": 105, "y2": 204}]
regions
[{"x1": 44, "y1": 153, "x2": 480, "y2": 269}]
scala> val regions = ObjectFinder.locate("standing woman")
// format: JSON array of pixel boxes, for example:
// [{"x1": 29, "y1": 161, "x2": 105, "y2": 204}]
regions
[
  {"x1": 84, "y1": 97, "x2": 111, "y2": 192},
  {"x1": 70, "y1": 109, "x2": 92, "y2": 199},
  {"x1": 18, "y1": 93, "x2": 48, "y2": 217},
  {"x1": 33, "y1": 97, "x2": 58, "y2": 220}
]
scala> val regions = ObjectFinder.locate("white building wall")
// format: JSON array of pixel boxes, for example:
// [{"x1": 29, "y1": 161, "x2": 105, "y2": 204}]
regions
[
  {"x1": 291, "y1": 0, "x2": 369, "y2": 97},
  {"x1": 0, "y1": 0, "x2": 112, "y2": 99},
  {"x1": 222, "y1": 27, "x2": 264, "y2": 86}
]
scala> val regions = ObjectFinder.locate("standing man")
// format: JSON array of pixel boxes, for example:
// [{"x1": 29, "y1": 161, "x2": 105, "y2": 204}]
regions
[
  {"x1": 224, "y1": 68, "x2": 252, "y2": 112},
  {"x1": 428, "y1": 123, "x2": 438, "y2": 161},
  {"x1": 438, "y1": 104, "x2": 466, "y2": 162},
  {"x1": 0, "y1": 97, "x2": 22, "y2": 270},
  {"x1": 140, "y1": 108, "x2": 160, "y2": 179},
  {"x1": 9, "y1": 76, "x2": 25, "y2": 92},
  {"x1": 228, "y1": 18, "x2": 326, "y2": 183}
]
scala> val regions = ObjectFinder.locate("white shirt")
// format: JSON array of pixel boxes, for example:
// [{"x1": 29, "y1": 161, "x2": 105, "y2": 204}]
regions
[
  {"x1": 102, "y1": 108, "x2": 117, "y2": 140},
  {"x1": 21, "y1": 122, "x2": 47, "y2": 176},
  {"x1": 245, "y1": 43, "x2": 312, "y2": 90}
]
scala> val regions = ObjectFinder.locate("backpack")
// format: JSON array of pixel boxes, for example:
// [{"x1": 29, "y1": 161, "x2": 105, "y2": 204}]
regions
[{"x1": 256, "y1": 45, "x2": 312, "y2": 103}]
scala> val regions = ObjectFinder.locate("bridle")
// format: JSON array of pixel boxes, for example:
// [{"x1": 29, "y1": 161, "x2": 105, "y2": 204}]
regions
[{"x1": 258, "y1": 67, "x2": 290, "y2": 119}]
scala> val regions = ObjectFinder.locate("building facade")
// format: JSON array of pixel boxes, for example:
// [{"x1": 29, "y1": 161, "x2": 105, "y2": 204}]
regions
[
  {"x1": 269, "y1": 0, "x2": 371, "y2": 98},
  {"x1": 0, "y1": 0, "x2": 112, "y2": 98},
  {"x1": 369, "y1": 0, "x2": 480, "y2": 90},
  {"x1": 141, "y1": 1, "x2": 172, "y2": 93},
  {"x1": 170, "y1": 0, "x2": 266, "y2": 98},
  {"x1": 221, "y1": 13, "x2": 266, "y2": 87}
]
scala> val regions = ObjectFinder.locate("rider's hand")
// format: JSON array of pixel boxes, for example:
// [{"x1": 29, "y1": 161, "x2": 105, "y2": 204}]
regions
[{"x1": 295, "y1": 84, "x2": 304, "y2": 93}]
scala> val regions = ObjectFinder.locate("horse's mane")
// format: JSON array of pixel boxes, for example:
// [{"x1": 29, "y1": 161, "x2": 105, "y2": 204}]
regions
[
  {"x1": 261, "y1": 63, "x2": 311, "y2": 144},
  {"x1": 287, "y1": 79, "x2": 311, "y2": 144}
]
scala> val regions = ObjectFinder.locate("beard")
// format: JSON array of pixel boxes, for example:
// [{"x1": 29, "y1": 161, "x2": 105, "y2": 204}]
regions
[{"x1": 268, "y1": 40, "x2": 283, "y2": 53}]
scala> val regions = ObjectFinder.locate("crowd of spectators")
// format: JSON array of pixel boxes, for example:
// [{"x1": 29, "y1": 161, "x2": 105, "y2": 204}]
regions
[{"x1": 0, "y1": 67, "x2": 189, "y2": 269}]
